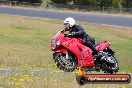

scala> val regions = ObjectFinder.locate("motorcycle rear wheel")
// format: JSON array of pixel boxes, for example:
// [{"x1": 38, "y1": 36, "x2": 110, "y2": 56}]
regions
[{"x1": 100, "y1": 52, "x2": 119, "y2": 74}]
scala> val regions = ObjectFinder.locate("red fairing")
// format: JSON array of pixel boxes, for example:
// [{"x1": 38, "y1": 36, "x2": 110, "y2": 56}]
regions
[
  {"x1": 62, "y1": 39, "x2": 95, "y2": 67},
  {"x1": 96, "y1": 42, "x2": 110, "y2": 51}
]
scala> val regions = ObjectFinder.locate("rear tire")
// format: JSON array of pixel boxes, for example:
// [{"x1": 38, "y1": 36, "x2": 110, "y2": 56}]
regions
[
  {"x1": 100, "y1": 52, "x2": 119, "y2": 74},
  {"x1": 105, "y1": 55, "x2": 119, "y2": 74}
]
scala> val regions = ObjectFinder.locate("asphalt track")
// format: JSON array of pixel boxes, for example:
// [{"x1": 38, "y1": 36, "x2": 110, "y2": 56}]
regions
[{"x1": 0, "y1": 6, "x2": 132, "y2": 27}]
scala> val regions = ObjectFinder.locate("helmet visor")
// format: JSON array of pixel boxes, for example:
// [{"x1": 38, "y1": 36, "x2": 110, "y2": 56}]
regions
[{"x1": 64, "y1": 23, "x2": 69, "y2": 25}]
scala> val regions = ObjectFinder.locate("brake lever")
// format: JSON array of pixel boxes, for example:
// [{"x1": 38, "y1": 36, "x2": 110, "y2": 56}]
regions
[
  {"x1": 64, "y1": 32, "x2": 75, "y2": 37},
  {"x1": 64, "y1": 34, "x2": 68, "y2": 37},
  {"x1": 69, "y1": 32, "x2": 75, "y2": 36}
]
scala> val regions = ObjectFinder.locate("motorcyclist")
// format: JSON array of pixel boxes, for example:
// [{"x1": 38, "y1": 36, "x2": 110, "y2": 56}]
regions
[{"x1": 62, "y1": 17, "x2": 100, "y2": 57}]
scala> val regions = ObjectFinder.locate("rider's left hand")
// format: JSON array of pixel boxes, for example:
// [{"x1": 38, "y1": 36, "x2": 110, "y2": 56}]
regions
[{"x1": 72, "y1": 32, "x2": 77, "y2": 35}]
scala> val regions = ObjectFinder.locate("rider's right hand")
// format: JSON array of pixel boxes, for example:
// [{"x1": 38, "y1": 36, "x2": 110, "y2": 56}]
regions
[{"x1": 61, "y1": 29, "x2": 65, "y2": 33}]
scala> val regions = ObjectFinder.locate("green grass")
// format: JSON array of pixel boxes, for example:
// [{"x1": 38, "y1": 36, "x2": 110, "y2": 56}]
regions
[{"x1": 0, "y1": 14, "x2": 131, "y2": 88}]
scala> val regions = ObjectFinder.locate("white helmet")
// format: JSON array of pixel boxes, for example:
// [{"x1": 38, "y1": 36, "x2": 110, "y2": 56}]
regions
[{"x1": 64, "y1": 17, "x2": 76, "y2": 27}]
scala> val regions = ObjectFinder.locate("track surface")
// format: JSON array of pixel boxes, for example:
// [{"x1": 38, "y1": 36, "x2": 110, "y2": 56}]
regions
[{"x1": 0, "y1": 6, "x2": 132, "y2": 27}]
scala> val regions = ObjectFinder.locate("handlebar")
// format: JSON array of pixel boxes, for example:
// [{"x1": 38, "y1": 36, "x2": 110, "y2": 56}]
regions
[{"x1": 64, "y1": 32, "x2": 75, "y2": 37}]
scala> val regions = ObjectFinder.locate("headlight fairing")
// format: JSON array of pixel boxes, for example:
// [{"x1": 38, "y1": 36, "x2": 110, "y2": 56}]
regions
[{"x1": 51, "y1": 39, "x2": 60, "y2": 50}]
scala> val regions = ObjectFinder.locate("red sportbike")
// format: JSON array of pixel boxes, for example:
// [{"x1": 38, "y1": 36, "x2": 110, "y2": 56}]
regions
[{"x1": 51, "y1": 31, "x2": 119, "y2": 74}]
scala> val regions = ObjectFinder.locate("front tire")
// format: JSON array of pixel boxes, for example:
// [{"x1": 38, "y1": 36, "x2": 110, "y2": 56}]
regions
[{"x1": 53, "y1": 52, "x2": 77, "y2": 72}]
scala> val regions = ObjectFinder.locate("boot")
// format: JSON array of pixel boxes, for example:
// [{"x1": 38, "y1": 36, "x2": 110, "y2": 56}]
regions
[{"x1": 94, "y1": 51, "x2": 103, "y2": 60}]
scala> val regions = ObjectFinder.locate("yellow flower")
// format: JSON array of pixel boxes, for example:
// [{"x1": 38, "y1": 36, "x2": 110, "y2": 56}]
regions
[
  {"x1": 15, "y1": 82, "x2": 19, "y2": 86},
  {"x1": 15, "y1": 74, "x2": 20, "y2": 78},
  {"x1": 97, "y1": 87, "x2": 101, "y2": 88},
  {"x1": 43, "y1": 78, "x2": 47, "y2": 81},
  {"x1": 20, "y1": 78, "x2": 24, "y2": 82},
  {"x1": 24, "y1": 74, "x2": 29, "y2": 77},
  {"x1": 33, "y1": 64, "x2": 36, "y2": 67},
  {"x1": 50, "y1": 71, "x2": 54, "y2": 74},
  {"x1": 121, "y1": 86, "x2": 126, "y2": 88},
  {"x1": 9, "y1": 77, "x2": 14, "y2": 81},
  {"x1": 13, "y1": 77, "x2": 17, "y2": 81}
]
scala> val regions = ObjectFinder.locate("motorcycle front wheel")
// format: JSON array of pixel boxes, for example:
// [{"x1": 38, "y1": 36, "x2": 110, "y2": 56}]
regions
[{"x1": 53, "y1": 52, "x2": 77, "y2": 72}]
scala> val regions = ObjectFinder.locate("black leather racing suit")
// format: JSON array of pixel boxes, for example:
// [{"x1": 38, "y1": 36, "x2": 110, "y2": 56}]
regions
[{"x1": 64, "y1": 24, "x2": 98, "y2": 55}]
